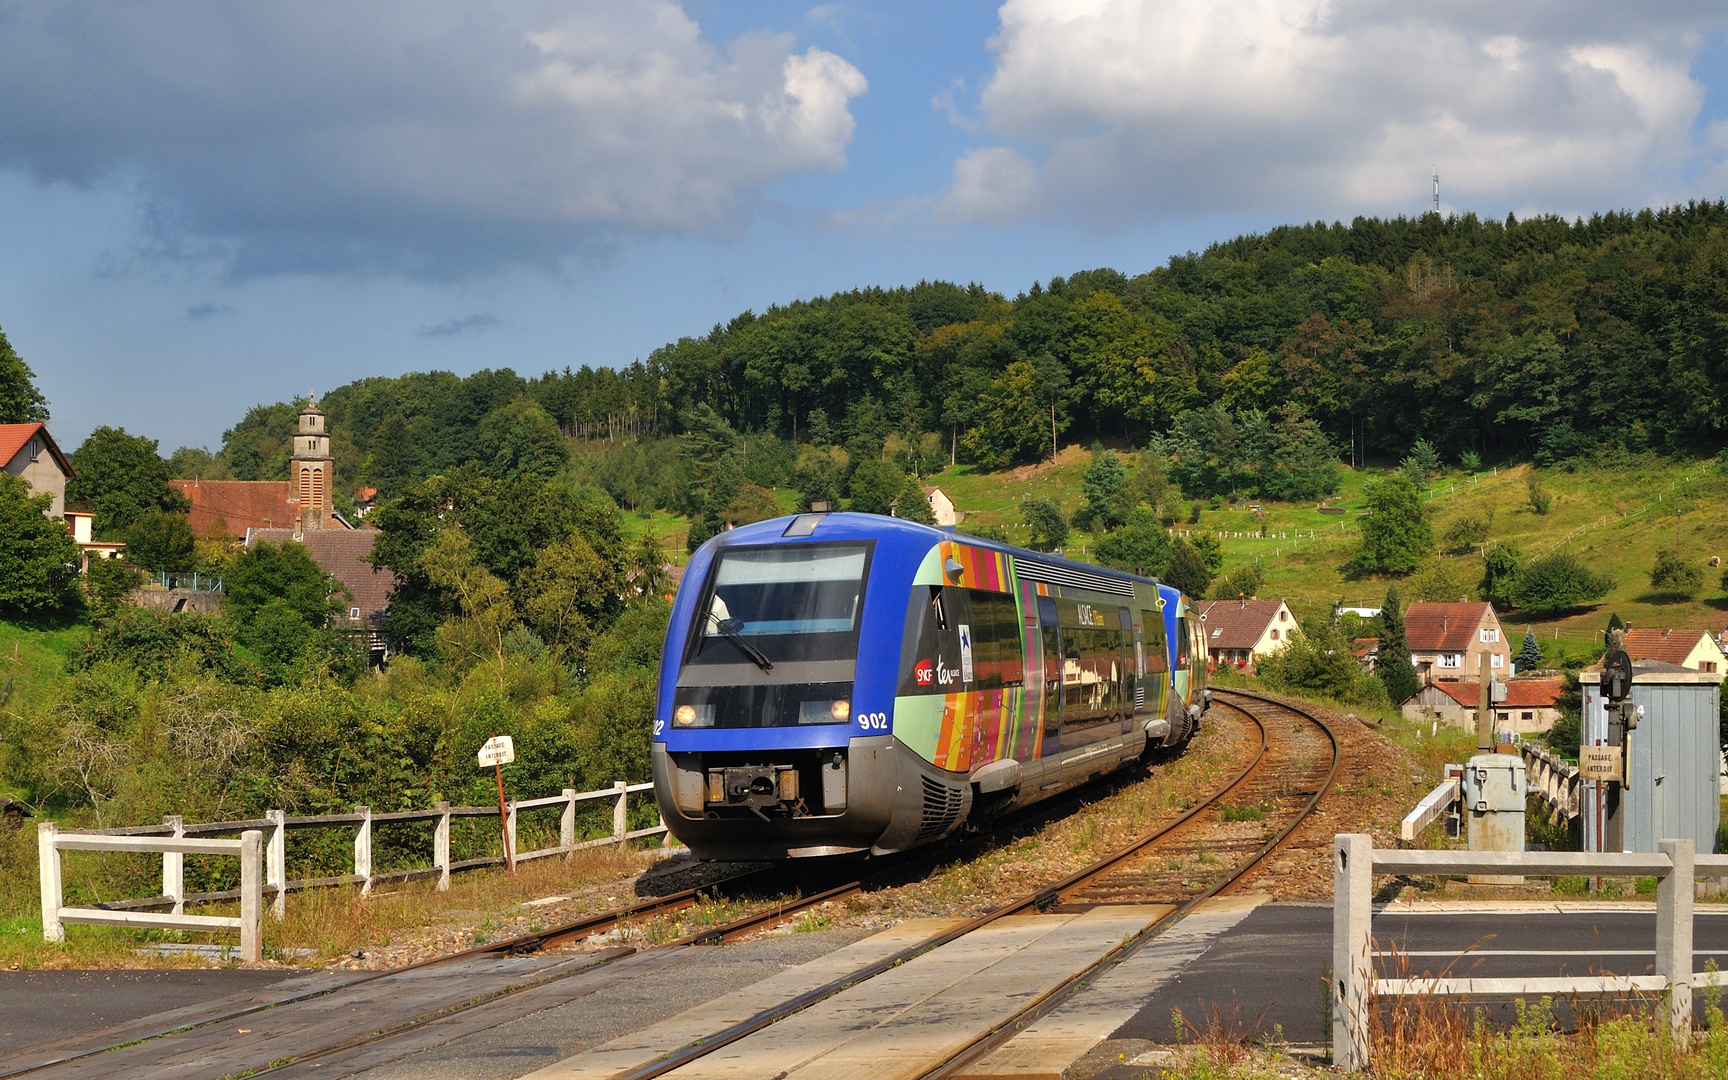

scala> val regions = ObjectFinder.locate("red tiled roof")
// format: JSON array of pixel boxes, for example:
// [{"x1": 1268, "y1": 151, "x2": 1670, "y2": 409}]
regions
[
  {"x1": 1198, "y1": 599, "x2": 1290, "y2": 651},
  {"x1": 0, "y1": 422, "x2": 73, "y2": 477},
  {"x1": 1404, "y1": 602, "x2": 1495, "y2": 652},
  {"x1": 171, "y1": 480, "x2": 297, "y2": 537},
  {"x1": 1620, "y1": 627, "x2": 1715, "y2": 666},
  {"x1": 1352, "y1": 637, "x2": 1379, "y2": 658},
  {"x1": 1431, "y1": 679, "x2": 1563, "y2": 709},
  {"x1": 248, "y1": 528, "x2": 391, "y2": 624}
]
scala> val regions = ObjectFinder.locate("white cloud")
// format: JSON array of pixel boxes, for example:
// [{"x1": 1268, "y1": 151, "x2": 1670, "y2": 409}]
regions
[
  {"x1": 941, "y1": 0, "x2": 1724, "y2": 224},
  {"x1": 0, "y1": 2, "x2": 866, "y2": 275}
]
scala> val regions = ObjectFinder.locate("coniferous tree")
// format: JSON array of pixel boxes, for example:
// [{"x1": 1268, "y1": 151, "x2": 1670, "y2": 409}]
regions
[
  {"x1": 1517, "y1": 628, "x2": 1543, "y2": 673},
  {"x1": 1375, "y1": 585, "x2": 1420, "y2": 704}
]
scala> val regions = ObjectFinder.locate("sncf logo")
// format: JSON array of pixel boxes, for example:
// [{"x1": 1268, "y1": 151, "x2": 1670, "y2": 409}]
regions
[{"x1": 914, "y1": 659, "x2": 934, "y2": 686}]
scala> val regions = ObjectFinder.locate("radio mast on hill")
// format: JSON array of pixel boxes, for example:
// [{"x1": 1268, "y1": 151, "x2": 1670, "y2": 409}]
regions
[{"x1": 1432, "y1": 166, "x2": 1440, "y2": 215}]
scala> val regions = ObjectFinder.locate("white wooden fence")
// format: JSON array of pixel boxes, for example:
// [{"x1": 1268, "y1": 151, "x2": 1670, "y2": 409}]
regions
[
  {"x1": 37, "y1": 781, "x2": 665, "y2": 951},
  {"x1": 1520, "y1": 743, "x2": 1582, "y2": 824},
  {"x1": 1331, "y1": 834, "x2": 1727, "y2": 1070}
]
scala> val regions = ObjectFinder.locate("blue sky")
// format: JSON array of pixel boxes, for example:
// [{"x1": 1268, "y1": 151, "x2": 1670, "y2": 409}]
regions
[{"x1": 2, "y1": 1, "x2": 1725, "y2": 452}]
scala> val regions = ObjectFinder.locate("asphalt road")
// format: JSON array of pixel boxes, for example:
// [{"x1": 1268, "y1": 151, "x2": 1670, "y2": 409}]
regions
[
  {"x1": 0, "y1": 968, "x2": 330, "y2": 1054},
  {"x1": 1112, "y1": 904, "x2": 1728, "y2": 1046}
]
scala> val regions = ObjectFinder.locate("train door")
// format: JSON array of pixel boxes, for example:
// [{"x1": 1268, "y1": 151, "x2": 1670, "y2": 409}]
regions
[
  {"x1": 1135, "y1": 607, "x2": 1168, "y2": 728},
  {"x1": 1038, "y1": 598, "x2": 1061, "y2": 759},
  {"x1": 1057, "y1": 599, "x2": 1124, "y2": 751},
  {"x1": 1118, "y1": 607, "x2": 1136, "y2": 734},
  {"x1": 1171, "y1": 610, "x2": 1193, "y2": 706}
]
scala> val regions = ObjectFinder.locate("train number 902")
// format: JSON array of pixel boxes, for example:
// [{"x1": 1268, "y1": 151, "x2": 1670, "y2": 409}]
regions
[{"x1": 856, "y1": 712, "x2": 889, "y2": 731}]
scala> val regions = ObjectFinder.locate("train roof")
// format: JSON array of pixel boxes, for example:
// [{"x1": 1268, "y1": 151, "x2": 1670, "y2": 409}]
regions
[{"x1": 704, "y1": 512, "x2": 1162, "y2": 592}]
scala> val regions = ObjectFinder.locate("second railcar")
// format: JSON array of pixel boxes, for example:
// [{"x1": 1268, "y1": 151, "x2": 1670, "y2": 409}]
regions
[{"x1": 652, "y1": 513, "x2": 1209, "y2": 860}]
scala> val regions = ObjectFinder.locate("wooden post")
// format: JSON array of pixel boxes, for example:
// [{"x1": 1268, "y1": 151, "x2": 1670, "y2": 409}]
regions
[
  {"x1": 434, "y1": 801, "x2": 451, "y2": 891},
  {"x1": 1332, "y1": 833, "x2": 1372, "y2": 1071},
  {"x1": 353, "y1": 805, "x2": 372, "y2": 895},
  {"x1": 38, "y1": 821, "x2": 62, "y2": 944},
  {"x1": 163, "y1": 815, "x2": 185, "y2": 916},
  {"x1": 613, "y1": 781, "x2": 629, "y2": 844},
  {"x1": 265, "y1": 810, "x2": 286, "y2": 920},
  {"x1": 239, "y1": 829, "x2": 262, "y2": 963},
  {"x1": 495, "y1": 763, "x2": 514, "y2": 873},
  {"x1": 560, "y1": 789, "x2": 576, "y2": 858},
  {"x1": 1657, "y1": 838, "x2": 1694, "y2": 1044}
]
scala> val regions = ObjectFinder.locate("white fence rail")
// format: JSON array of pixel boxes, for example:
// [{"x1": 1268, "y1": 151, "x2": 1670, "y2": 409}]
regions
[
  {"x1": 39, "y1": 825, "x2": 263, "y2": 961},
  {"x1": 37, "y1": 781, "x2": 666, "y2": 945},
  {"x1": 1521, "y1": 743, "x2": 1582, "y2": 824},
  {"x1": 1332, "y1": 834, "x2": 1727, "y2": 1070}
]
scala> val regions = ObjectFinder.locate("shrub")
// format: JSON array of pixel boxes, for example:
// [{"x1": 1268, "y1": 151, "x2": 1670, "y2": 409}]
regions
[
  {"x1": 1257, "y1": 620, "x2": 1387, "y2": 705},
  {"x1": 1526, "y1": 475, "x2": 1553, "y2": 515},
  {"x1": 1648, "y1": 549, "x2": 1703, "y2": 597},
  {"x1": 1094, "y1": 508, "x2": 1173, "y2": 577},
  {"x1": 1021, "y1": 498, "x2": 1069, "y2": 551},
  {"x1": 1442, "y1": 514, "x2": 1489, "y2": 553},
  {"x1": 1510, "y1": 552, "x2": 1611, "y2": 614}
]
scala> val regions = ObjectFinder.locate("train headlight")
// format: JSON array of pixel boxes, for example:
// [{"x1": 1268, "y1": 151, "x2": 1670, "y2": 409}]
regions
[
  {"x1": 830, "y1": 699, "x2": 851, "y2": 721},
  {"x1": 672, "y1": 704, "x2": 713, "y2": 728}
]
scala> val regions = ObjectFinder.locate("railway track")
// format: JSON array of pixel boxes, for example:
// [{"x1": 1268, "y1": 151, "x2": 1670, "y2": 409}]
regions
[{"x1": 7, "y1": 692, "x2": 1339, "y2": 1080}]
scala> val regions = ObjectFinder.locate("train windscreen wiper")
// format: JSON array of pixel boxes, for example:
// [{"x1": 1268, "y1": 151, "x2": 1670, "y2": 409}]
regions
[{"x1": 706, "y1": 612, "x2": 774, "y2": 672}]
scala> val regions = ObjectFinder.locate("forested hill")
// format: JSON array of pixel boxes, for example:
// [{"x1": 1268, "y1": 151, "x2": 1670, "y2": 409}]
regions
[{"x1": 192, "y1": 201, "x2": 1728, "y2": 499}]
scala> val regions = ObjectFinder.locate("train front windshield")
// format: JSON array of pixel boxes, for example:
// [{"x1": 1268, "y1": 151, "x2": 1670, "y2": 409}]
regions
[{"x1": 671, "y1": 543, "x2": 869, "y2": 729}]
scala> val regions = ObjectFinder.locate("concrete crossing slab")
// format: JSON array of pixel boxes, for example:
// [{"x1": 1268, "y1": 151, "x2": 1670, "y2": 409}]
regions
[
  {"x1": 520, "y1": 918, "x2": 965, "y2": 1080},
  {"x1": 953, "y1": 895, "x2": 1263, "y2": 1080}
]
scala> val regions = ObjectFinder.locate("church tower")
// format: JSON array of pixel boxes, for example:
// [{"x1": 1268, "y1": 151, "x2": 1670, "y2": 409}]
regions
[{"x1": 292, "y1": 396, "x2": 333, "y2": 529}]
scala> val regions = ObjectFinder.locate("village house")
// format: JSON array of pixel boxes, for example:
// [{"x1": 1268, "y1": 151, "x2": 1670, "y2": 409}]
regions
[
  {"x1": 1402, "y1": 678, "x2": 1566, "y2": 736},
  {"x1": 1619, "y1": 627, "x2": 1726, "y2": 679},
  {"x1": 1, "y1": 421, "x2": 72, "y2": 516},
  {"x1": 1198, "y1": 598, "x2": 1296, "y2": 672},
  {"x1": 1404, "y1": 601, "x2": 1511, "y2": 685},
  {"x1": 247, "y1": 528, "x2": 390, "y2": 665},
  {"x1": 925, "y1": 486, "x2": 960, "y2": 527}
]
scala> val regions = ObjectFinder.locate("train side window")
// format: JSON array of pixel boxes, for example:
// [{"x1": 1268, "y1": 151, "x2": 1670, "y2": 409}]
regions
[
  {"x1": 1141, "y1": 610, "x2": 1167, "y2": 674},
  {"x1": 965, "y1": 589, "x2": 1024, "y2": 689},
  {"x1": 898, "y1": 586, "x2": 967, "y2": 695}
]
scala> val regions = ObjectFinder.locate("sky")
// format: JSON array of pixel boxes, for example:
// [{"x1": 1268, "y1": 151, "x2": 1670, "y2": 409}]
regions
[{"x1": 2, "y1": 1, "x2": 1726, "y2": 453}]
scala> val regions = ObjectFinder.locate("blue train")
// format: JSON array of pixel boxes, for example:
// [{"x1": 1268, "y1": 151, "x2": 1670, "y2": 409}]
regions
[{"x1": 651, "y1": 512, "x2": 1210, "y2": 860}]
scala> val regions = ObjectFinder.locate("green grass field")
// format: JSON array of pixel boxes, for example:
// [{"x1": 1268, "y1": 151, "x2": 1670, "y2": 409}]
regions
[{"x1": 925, "y1": 447, "x2": 1728, "y2": 648}]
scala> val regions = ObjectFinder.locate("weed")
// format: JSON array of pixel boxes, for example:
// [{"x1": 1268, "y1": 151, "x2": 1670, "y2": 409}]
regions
[{"x1": 1219, "y1": 804, "x2": 1266, "y2": 823}]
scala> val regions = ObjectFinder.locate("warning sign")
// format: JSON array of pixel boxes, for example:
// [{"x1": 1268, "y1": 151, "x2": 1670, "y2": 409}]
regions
[{"x1": 1579, "y1": 744, "x2": 1622, "y2": 783}]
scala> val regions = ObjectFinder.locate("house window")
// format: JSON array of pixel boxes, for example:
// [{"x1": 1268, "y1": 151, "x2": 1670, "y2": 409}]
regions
[
  {"x1": 1703, "y1": 661, "x2": 1718, "y2": 673},
  {"x1": 350, "y1": 607, "x2": 361, "y2": 620},
  {"x1": 1270, "y1": 629, "x2": 1280, "y2": 640},
  {"x1": 1440, "y1": 653, "x2": 1461, "y2": 668},
  {"x1": 1490, "y1": 653, "x2": 1503, "y2": 667},
  {"x1": 1521, "y1": 711, "x2": 1534, "y2": 720},
  {"x1": 1481, "y1": 627, "x2": 1499, "y2": 643},
  {"x1": 1278, "y1": 610, "x2": 1287, "y2": 622}
]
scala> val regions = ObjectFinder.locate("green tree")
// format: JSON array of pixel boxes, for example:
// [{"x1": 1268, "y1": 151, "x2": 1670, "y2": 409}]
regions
[
  {"x1": 124, "y1": 510, "x2": 197, "y2": 573},
  {"x1": 1210, "y1": 564, "x2": 1264, "y2": 600},
  {"x1": 1401, "y1": 439, "x2": 1440, "y2": 485},
  {"x1": 473, "y1": 399, "x2": 569, "y2": 481},
  {"x1": 1443, "y1": 513, "x2": 1490, "y2": 553},
  {"x1": 83, "y1": 557, "x2": 142, "y2": 619},
  {"x1": 1021, "y1": 497, "x2": 1070, "y2": 551},
  {"x1": 1510, "y1": 553, "x2": 1612, "y2": 614},
  {"x1": 66, "y1": 427, "x2": 186, "y2": 538},
  {"x1": 1161, "y1": 538, "x2": 1212, "y2": 598},
  {"x1": 167, "y1": 446, "x2": 218, "y2": 479},
  {"x1": 1376, "y1": 585, "x2": 1420, "y2": 704},
  {"x1": 1351, "y1": 473, "x2": 1431, "y2": 575},
  {"x1": 1648, "y1": 549, "x2": 1703, "y2": 597},
  {"x1": 847, "y1": 458, "x2": 907, "y2": 515},
  {"x1": 0, "y1": 473, "x2": 81, "y2": 614},
  {"x1": 1259, "y1": 403, "x2": 1340, "y2": 501},
  {"x1": 366, "y1": 413, "x2": 419, "y2": 496},
  {"x1": 225, "y1": 541, "x2": 348, "y2": 629},
  {"x1": 1075, "y1": 449, "x2": 1128, "y2": 531},
  {"x1": 520, "y1": 533, "x2": 618, "y2": 664},
  {"x1": 1480, "y1": 542, "x2": 1523, "y2": 609},
  {"x1": 1258, "y1": 619, "x2": 1384, "y2": 704},
  {"x1": 1094, "y1": 507, "x2": 1173, "y2": 576},
  {"x1": 0, "y1": 324, "x2": 48, "y2": 424},
  {"x1": 1517, "y1": 628, "x2": 1543, "y2": 672},
  {"x1": 894, "y1": 475, "x2": 937, "y2": 525}
]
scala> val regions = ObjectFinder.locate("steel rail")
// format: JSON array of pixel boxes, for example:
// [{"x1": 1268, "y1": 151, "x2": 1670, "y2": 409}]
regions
[
  {"x1": 607, "y1": 701, "x2": 1281, "y2": 1080},
  {"x1": 918, "y1": 689, "x2": 1341, "y2": 1079}
]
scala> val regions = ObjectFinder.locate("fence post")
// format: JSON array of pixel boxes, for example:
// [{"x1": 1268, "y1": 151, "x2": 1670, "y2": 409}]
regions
[
  {"x1": 613, "y1": 781, "x2": 629, "y2": 844},
  {"x1": 1332, "y1": 834, "x2": 1372, "y2": 1072},
  {"x1": 163, "y1": 815, "x2": 185, "y2": 916},
  {"x1": 353, "y1": 805, "x2": 372, "y2": 896},
  {"x1": 434, "y1": 801, "x2": 451, "y2": 892},
  {"x1": 240, "y1": 829, "x2": 262, "y2": 963},
  {"x1": 265, "y1": 810, "x2": 286, "y2": 919},
  {"x1": 506, "y1": 800, "x2": 518, "y2": 866},
  {"x1": 1657, "y1": 838, "x2": 1694, "y2": 1044},
  {"x1": 561, "y1": 789, "x2": 576, "y2": 857},
  {"x1": 38, "y1": 821, "x2": 63, "y2": 944}
]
